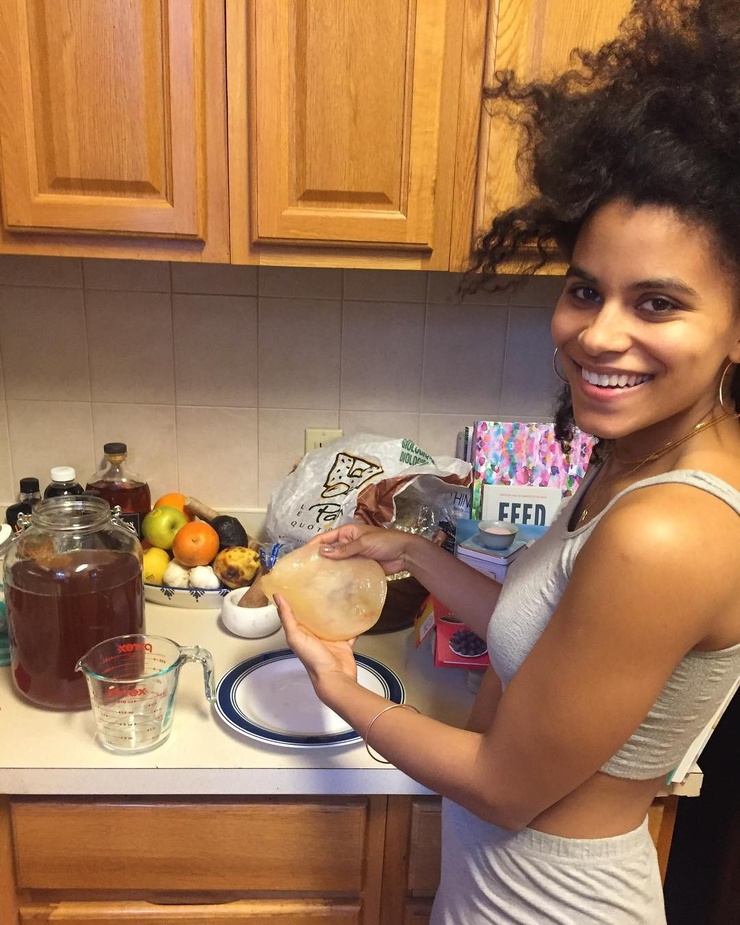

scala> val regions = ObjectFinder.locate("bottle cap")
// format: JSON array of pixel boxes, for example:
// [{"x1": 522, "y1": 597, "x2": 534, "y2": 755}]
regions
[
  {"x1": 103, "y1": 442, "x2": 127, "y2": 455},
  {"x1": 50, "y1": 466, "x2": 76, "y2": 482},
  {"x1": 19, "y1": 477, "x2": 40, "y2": 493}
]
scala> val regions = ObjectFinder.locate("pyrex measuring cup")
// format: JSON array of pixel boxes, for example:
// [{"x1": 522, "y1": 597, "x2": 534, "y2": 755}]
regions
[{"x1": 75, "y1": 634, "x2": 215, "y2": 753}]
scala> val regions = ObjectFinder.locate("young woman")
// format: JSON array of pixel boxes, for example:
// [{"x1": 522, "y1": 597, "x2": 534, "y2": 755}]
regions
[{"x1": 274, "y1": 2, "x2": 740, "y2": 922}]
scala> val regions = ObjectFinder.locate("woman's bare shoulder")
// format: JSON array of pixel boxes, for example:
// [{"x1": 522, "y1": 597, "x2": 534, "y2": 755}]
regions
[{"x1": 581, "y1": 478, "x2": 739, "y2": 636}]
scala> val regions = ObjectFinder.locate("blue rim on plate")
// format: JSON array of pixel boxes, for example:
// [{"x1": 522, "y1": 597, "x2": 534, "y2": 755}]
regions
[{"x1": 215, "y1": 648, "x2": 405, "y2": 748}]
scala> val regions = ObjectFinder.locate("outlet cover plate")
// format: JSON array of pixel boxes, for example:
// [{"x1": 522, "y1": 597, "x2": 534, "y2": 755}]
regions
[{"x1": 305, "y1": 428, "x2": 343, "y2": 453}]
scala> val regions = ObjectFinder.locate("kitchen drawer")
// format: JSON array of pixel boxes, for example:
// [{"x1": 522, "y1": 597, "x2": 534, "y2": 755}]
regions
[
  {"x1": 19, "y1": 900, "x2": 360, "y2": 923},
  {"x1": 12, "y1": 800, "x2": 372, "y2": 892}
]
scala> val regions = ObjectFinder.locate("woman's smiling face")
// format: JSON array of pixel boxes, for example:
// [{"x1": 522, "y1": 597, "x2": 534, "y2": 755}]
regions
[{"x1": 551, "y1": 199, "x2": 740, "y2": 448}]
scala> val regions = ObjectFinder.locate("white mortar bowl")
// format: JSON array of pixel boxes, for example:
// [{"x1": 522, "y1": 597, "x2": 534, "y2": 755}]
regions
[{"x1": 221, "y1": 587, "x2": 281, "y2": 639}]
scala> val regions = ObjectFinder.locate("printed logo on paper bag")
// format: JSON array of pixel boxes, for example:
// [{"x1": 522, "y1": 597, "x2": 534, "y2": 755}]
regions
[
  {"x1": 321, "y1": 453, "x2": 385, "y2": 499},
  {"x1": 294, "y1": 453, "x2": 385, "y2": 532}
]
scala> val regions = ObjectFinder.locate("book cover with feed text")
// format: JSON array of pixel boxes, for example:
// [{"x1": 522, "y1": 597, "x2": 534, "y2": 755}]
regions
[{"x1": 470, "y1": 421, "x2": 597, "y2": 521}]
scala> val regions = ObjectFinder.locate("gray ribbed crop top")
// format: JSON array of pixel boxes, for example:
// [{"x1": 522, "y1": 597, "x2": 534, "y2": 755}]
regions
[{"x1": 487, "y1": 469, "x2": 740, "y2": 780}]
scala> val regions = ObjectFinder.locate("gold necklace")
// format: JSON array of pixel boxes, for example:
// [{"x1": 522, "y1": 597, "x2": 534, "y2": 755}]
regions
[
  {"x1": 611, "y1": 412, "x2": 731, "y2": 466},
  {"x1": 577, "y1": 411, "x2": 729, "y2": 525}
]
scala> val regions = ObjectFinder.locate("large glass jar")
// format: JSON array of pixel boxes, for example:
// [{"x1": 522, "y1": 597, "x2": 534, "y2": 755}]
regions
[{"x1": 4, "y1": 495, "x2": 145, "y2": 709}]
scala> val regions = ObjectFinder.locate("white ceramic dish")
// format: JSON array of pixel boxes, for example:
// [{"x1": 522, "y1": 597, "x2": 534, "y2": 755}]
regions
[
  {"x1": 215, "y1": 649, "x2": 405, "y2": 747},
  {"x1": 221, "y1": 588, "x2": 281, "y2": 638},
  {"x1": 144, "y1": 582, "x2": 230, "y2": 610}
]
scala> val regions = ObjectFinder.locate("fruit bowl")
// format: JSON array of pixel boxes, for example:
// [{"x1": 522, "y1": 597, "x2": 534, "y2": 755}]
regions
[{"x1": 144, "y1": 582, "x2": 230, "y2": 610}]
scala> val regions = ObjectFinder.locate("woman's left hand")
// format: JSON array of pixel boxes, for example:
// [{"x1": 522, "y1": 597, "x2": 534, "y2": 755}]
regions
[{"x1": 274, "y1": 593, "x2": 358, "y2": 696}]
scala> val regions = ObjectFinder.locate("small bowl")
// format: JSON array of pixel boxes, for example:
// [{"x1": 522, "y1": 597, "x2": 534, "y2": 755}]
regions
[
  {"x1": 476, "y1": 520, "x2": 518, "y2": 550},
  {"x1": 221, "y1": 588, "x2": 281, "y2": 639},
  {"x1": 144, "y1": 583, "x2": 229, "y2": 610}
]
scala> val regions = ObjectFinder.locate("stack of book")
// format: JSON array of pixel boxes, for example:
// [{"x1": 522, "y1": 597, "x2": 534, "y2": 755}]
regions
[{"x1": 454, "y1": 519, "x2": 547, "y2": 583}]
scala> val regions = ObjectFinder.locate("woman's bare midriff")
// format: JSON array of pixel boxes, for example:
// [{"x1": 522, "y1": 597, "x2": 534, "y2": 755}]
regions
[{"x1": 529, "y1": 771, "x2": 665, "y2": 839}]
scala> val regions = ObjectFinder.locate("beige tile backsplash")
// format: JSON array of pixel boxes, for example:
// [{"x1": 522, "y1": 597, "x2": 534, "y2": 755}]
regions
[{"x1": 0, "y1": 256, "x2": 564, "y2": 513}]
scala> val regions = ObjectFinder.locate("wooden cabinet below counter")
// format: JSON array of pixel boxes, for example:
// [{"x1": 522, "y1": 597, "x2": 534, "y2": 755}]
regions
[{"x1": 0, "y1": 794, "x2": 678, "y2": 925}]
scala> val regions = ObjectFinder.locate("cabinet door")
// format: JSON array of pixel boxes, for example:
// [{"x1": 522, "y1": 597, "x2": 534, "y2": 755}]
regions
[
  {"x1": 475, "y1": 0, "x2": 633, "y2": 238},
  {"x1": 228, "y1": 0, "x2": 487, "y2": 269},
  {"x1": 0, "y1": 0, "x2": 229, "y2": 260}
]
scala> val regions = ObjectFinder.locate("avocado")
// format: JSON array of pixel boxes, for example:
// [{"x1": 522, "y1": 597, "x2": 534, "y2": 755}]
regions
[{"x1": 211, "y1": 515, "x2": 249, "y2": 550}]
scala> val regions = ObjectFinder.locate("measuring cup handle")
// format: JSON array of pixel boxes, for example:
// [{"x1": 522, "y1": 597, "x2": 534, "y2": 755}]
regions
[{"x1": 180, "y1": 645, "x2": 216, "y2": 703}]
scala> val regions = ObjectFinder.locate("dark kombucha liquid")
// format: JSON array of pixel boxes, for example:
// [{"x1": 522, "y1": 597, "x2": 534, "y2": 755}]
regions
[
  {"x1": 7, "y1": 549, "x2": 144, "y2": 709},
  {"x1": 85, "y1": 480, "x2": 151, "y2": 538}
]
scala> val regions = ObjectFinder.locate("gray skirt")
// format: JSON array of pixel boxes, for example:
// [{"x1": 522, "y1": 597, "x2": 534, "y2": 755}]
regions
[{"x1": 430, "y1": 800, "x2": 666, "y2": 925}]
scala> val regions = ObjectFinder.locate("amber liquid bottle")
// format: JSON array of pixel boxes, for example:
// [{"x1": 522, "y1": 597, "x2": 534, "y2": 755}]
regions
[{"x1": 86, "y1": 443, "x2": 151, "y2": 539}]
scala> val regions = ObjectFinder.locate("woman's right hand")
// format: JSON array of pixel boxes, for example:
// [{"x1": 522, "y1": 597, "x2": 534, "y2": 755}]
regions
[{"x1": 309, "y1": 523, "x2": 417, "y2": 576}]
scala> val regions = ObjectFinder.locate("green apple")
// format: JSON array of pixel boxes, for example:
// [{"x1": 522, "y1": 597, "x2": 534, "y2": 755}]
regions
[
  {"x1": 142, "y1": 546, "x2": 171, "y2": 584},
  {"x1": 141, "y1": 505, "x2": 188, "y2": 550}
]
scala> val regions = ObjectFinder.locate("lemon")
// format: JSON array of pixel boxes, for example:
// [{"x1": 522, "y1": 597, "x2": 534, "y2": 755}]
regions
[{"x1": 142, "y1": 546, "x2": 171, "y2": 585}]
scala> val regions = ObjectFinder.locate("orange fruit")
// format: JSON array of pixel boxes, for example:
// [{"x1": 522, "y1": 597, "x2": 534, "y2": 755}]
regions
[
  {"x1": 171, "y1": 521, "x2": 220, "y2": 567},
  {"x1": 154, "y1": 492, "x2": 193, "y2": 522}
]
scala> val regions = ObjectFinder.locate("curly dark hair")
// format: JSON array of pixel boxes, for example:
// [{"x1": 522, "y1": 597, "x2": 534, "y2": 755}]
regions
[{"x1": 463, "y1": 0, "x2": 740, "y2": 445}]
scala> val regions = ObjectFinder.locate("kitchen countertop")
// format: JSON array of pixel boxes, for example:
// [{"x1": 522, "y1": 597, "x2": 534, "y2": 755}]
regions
[
  {"x1": 0, "y1": 601, "x2": 704, "y2": 800},
  {"x1": 0, "y1": 602, "x2": 475, "y2": 797}
]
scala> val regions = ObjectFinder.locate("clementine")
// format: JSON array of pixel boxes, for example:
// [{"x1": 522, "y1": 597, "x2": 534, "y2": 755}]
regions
[
  {"x1": 171, "y1": 521, "x2": 220, "y2": 567},
  {"x1": 154, "y1": 492, "x2": 193, "y2": 522}
]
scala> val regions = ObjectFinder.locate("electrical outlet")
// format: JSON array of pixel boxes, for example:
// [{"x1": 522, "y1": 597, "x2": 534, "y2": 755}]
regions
[{"x1": 305, "y1": 428, "x2": 343, "y2": 453}]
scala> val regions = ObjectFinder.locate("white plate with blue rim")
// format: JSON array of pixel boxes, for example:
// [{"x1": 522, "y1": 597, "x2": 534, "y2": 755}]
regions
[{"x1": 215, "y1": 649, "x2": 405, "y2": 747}]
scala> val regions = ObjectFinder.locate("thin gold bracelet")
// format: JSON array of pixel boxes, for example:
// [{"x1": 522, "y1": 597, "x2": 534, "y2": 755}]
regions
[{"x1": 364, "y1": 702, "x2": 420, "y2": 764}]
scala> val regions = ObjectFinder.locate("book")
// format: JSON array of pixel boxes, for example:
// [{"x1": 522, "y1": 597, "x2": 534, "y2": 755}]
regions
[
  {"x1": 470, "y1": 421, "x2": 596, "y2": 520},
  {"x1": 479, "y1": 484, "x2": 564, "y2": 526},
  {"x1": 456, "y1": 425, "x2": 474, "y2": 463},
  {"x1": 413, "y1": 595, "x2": 490, "y2": 669}
]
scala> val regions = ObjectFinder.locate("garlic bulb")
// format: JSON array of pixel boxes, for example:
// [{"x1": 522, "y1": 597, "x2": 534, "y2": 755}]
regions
[
  {"x1": 163, "y1": 560, "x2": 190, "y2": 588},
  {"x1": 189, "y1": 565, "x2": 221, "y2": 590}
]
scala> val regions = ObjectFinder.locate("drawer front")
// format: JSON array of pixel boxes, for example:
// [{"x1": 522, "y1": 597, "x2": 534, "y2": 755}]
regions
[
  {"x1": 13, "y1": 801, "x2": 369, "y2": 892},
  {"x1": 20, "y1": 900, "x2": 361, "y2": 923}
]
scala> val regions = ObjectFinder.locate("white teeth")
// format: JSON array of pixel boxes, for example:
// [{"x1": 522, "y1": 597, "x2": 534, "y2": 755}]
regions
[{"x1": 581, "y1": 367, "x2": 650, "y2": 388}]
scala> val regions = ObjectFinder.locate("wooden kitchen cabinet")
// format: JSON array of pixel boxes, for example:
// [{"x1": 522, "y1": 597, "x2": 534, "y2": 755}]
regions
[
  {"x1": 0, "y1": 0, "x2": 644, "y2": 270},
  {"x1": 0, "y1": 793, "x2": 680, "y2": 925},
  {"x1": 227, "y1": 0, "x2": 487, "y2": 270},
  {"x1": 0, "y1": 0, "x2": 230, "y2": 262},
  {"x1": 0, "y1": 0, "x2": 487, "y2": 270},
  {"x1": 1, "y1": 797, "x2": 386, "y2": 924},
  {"x1": 468, "y1": 0, "x2": 634, "y2": 268}
]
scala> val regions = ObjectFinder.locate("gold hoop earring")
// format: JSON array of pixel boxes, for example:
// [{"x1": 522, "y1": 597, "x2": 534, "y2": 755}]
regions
[
  {"x1": 718, "y1": 362, "x2": 737, "y2": 415},
  {"x1": 552, "y1": 348, "x2": 569, "y2": 384}
]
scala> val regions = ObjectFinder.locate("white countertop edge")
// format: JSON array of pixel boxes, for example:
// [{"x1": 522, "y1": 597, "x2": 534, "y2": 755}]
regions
[{"x1": 1, "y1": 767, "x2": 437, "y2": 797}]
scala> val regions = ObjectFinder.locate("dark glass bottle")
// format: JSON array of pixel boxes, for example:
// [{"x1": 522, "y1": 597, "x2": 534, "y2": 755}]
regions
[
  {"x1": 6, "y1": 477, "x2": 42, "y2": 531},
  {"x1": 86, "y1": 443, "x2": 151, "y2": 539},
  {"x1": 43, "y1": 467, "x2": 85, "y2": 499}
]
